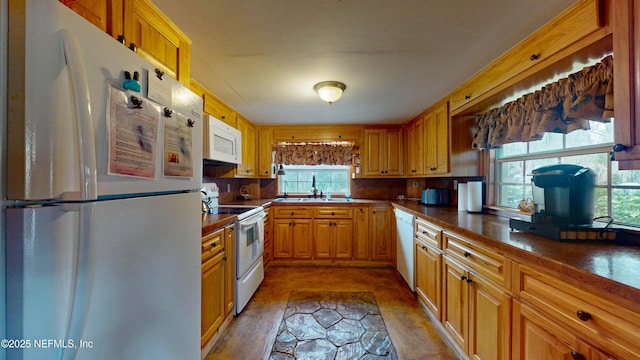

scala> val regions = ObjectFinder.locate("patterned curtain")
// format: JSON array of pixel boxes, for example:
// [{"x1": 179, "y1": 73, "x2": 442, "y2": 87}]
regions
[
  {"x1": 472, "y1": 55, "x2": 614, "y2": 150},
  {"x1": 274, "y1": 143, "x2": 354, "y2": 166}
]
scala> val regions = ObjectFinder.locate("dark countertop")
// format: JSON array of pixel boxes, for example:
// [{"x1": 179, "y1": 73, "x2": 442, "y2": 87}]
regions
[
  {"x1": 201, "y1": 197, "x2": 640, "y2": 309},
  {"x1": 391, "y1": 200, "x2": 640, "y2": 309},
  {"x1": 201, "y1": 213, "x2": 236, "y2": 236}
]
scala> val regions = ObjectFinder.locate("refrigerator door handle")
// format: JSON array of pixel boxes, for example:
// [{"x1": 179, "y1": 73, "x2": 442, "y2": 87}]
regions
[
  {"x1": 61, "y1": 29, "x2": 98, "y2": 201},
  {"x1": 61, "y1": 202, "x2": 96, "y2": 360}
]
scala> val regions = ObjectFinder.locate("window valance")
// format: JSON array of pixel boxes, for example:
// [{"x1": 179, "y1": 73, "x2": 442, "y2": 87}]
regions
[
  {"x1": 274, "y1": 143, "x2": 354, "y2": 166},
  {"x1": 472, "y1": 55, "x2": 613, "y2": 150}
]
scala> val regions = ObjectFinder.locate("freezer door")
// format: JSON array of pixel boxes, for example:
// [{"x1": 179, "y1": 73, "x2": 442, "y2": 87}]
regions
[
  {"x1": 7, "y1": 1, "x2": 202, "y2": 201},
  {"x1": 6, "y1": 192, "x2": 201, "y2": 360}
]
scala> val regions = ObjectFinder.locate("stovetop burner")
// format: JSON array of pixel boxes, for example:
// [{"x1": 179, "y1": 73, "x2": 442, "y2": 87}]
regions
[{"x1": 210, "y1": 205, "x2": 263, "y2": 220}]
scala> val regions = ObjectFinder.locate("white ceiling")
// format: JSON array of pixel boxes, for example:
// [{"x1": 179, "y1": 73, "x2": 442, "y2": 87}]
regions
[{"x1": 152, "y1": 0, "x2": 576, "y2": 125}]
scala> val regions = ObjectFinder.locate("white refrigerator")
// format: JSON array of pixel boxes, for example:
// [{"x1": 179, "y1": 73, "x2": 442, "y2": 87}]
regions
[{"x1": 3, "y1": 1, "x2": 202, "y2": 359}]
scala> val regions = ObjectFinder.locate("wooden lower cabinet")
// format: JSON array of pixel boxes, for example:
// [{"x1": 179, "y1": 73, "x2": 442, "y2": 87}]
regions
[
  {"x1": 512, "y1": 300, "x2": 616, "y2": 360},
  {"x1": 223, "y1": 225, "x2": 234, "y2": 317},
  {"x1": 370, "y1": 205, "x2": 393, "y2": 261},
  {"x1": 415, "y1": 239, "x2": 442, "y2": 320},
  {"x1": 442, "y1": 257, "x2": 511, "y2": 360},
  {"x1": 314, "y1": 219, "x2": 353, "y2": 259},
  {"x1": 273, "y1": 219, "x2": 312, "y2": 259},
  {"x1": 201, "y1": 224, "x2": 234, "y2": 349},
  {"x1": 201, "y1": 250, "x2": 224, "y2": 347},
  {"x1": 353, "y1": 207, "x2": 370, "y2": 260}
]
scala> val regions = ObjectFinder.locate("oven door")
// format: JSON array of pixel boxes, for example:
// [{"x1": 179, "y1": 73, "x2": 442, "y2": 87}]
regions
[{"x1": 236, "y1": 212, "x2": 264, "y2": 279}]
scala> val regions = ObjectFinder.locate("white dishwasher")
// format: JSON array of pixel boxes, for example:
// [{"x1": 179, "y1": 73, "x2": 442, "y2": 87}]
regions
[{"x1": 395, "y1": 209, "x2": 415, "y2": 291}]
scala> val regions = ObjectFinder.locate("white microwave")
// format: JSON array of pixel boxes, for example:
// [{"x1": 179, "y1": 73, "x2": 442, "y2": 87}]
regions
[{"x1": 204, "y1": 115, "x2": 242, "y2": 164}]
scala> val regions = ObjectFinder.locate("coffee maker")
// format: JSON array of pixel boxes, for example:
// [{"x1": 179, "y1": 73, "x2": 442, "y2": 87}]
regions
[
  {"x1": 530, "y1": 164, "x2": 597, "y2": 226},
  {"x1": 509, "y1": 164, "x2": 607, "y2": 240}
]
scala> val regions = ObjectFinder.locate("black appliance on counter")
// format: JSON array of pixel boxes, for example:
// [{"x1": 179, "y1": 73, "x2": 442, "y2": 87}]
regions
[
  {"x1": 420, "y1": 188, "x2": 450, "y2": 205},
  {"x1": 509, "y1": 164, "x2": 618, "y2": 241}
]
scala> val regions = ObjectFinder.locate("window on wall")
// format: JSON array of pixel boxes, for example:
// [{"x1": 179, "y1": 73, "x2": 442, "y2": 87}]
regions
[
  {"x1": 494, "y1": 120, "x2": 640, "y2": 227},
  {"x1": 278, "y1": 165, "x2": 351, "y2": 195}
]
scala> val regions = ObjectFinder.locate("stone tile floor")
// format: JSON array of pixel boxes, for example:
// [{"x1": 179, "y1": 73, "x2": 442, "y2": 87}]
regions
[
  {"x1": 205, "y1": 266, "x2": 459, "y2": 360},
  {"x1": 269, "y1": 291, "x2": 397, "y2": 359}
]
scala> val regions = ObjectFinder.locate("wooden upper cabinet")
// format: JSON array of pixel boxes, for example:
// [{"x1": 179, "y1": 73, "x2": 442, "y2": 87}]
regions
[
  {"x1": 60, "y1": 0, "x2": 123, "y2": 34},
  {"x1": 203, "y1": 93, "x2": 236, "y2": 127},
  {"x1": 405, "y1": 117, "x2": 425, "y2": 176},
  {"x1": 124, "y1": 0, "x2": 191, "y2": 85},
  {"x1": 60, "y1": 0, "x2": 191, "y2": 85},
  {"x1": 449, "y1": 0, "x2": 603, "y2": 115},
  {"x1": 612, "y1": 0, "x2": 640, "y2": 169},
  {"x1": 425, "y1": 102, "x2": 450, "y2": 175},
  {"x1": 235, "y1": 115, "x2": 256, "y2": 177},
  {"x1": 272, "y1": 126, "x2": 361, "y2": 142},
  {"x1": 363, "y1": 127, "x2": 403, "y2": 177},
  {"x1": 257, "y1": 128, "x2": 275, "y2": 178}
]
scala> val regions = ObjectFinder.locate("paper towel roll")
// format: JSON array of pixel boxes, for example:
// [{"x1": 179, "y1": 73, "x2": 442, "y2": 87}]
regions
[
  {"x1": 467, "y1": 181, "x2": 483, "y2": 213},
  {"x1": 457, "y1": 183, "x2": 467, "y2": 212}
]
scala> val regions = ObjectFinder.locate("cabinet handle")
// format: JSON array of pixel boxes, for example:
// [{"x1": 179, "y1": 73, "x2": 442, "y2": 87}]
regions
[
  {"x1": 576, "y1": 310, "x2": 591, "y2": 321},
  {"x1": 466, "y1": 277, "x2": 472, "y2": 283},
  {"x1": 331, "y1": 211, "x2": 335, "y2": 216},
  {"x1": 530, "y1": 53, "x2": 539, "y2": 61},
  {"x1": 129, "y1": 42, "x2": 137, "y2": 52},
  {"x1": 291, "y1": 212, "x2": 294, "y2": 216},
  {"x1": 570, "y1": 351, "x2": 585, "y2": 360},
  {"x1": 610, "y1": 143, "x2": 628, "y2": 161},
  {"x1": 461, "y1": 275, "x2": 467, "y2": 281},
  {"x1": 464, "y1": 95, "x2": 471, "y2": 100},
  {"x1": 422, "y1": 231, "x2": 427, "y2": 235},
  {"x1": 430, "y1": 167, "x2": 436, "y2": 171},
  {"x1": 117, "y1": 34, "x2": 126, "y2": 45},
  {"x1": 464, "y1": 251, "x2": 471, "y2": 257},
  {"x1": 421, "y1": 245, "x2": 427, "y2": 250}
]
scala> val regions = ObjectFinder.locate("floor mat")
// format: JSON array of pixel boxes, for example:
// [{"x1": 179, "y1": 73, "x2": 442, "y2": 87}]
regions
[{"x1": 269, "y1": 291, "x2": 398, "y2": 360}]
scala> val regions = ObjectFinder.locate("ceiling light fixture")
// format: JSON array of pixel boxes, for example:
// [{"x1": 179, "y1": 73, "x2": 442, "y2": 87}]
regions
[{"x1": 313, "y1": 81, "x2": 346, "y2": 104}]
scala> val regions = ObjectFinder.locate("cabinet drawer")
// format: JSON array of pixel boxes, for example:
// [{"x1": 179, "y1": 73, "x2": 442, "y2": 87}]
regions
[
  {"x1": 314, "y1": 207, "x2": 353, "y2": 219},
  {"x1": 202, "y1": 228, "x2": 224, "y2": 261},
  {"x1": 415, "y1": 217, "x2": 442, "y2": 249},
  {"x1": 272, "y1": 207, "x2": 312, "y2": 218},
  {"x1": 443, "y1": 231, "x2": 509, "y2": 287},
  {"x1": 516, "y1": 264, "x2": 640, "y2": 359}
]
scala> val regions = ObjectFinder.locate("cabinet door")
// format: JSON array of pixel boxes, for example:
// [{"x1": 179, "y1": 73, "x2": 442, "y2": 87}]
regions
[
  {"x1": 512, "y1": 300, "x2": 576, "y2": 360},
  {"x1": 123, "y1": 0, "x2": 191, "y2": 84},
  {"x1": 385, "y1": 127, "x2": 404, "y2": 176},
  {"x1": 201, "y1": 251, "x2": 224, "y2": 347},
  {"x1": 333, "y1": 219, "x2": 353, "y2": 259},
  {"x1": 425, "y1": 102, "x2": 450, "y2": 174},
  {"x1": 203, "y1": 93, "x2": 235, "y2": 126},
  {"x1": 612, "y1": 0, "x2": 640, "y2": 169},
  {"x1": 406, "y1": 118, "x2": 425, "y2": 176},
  {"x1": 370, "y1": 206, "x2": 392, "y2": 261},
  {"x1": 442, "y1": 257, "x2": 469, "y2": 352},
  {"x1": 363, "y1": 129, "x2": 386, "y2": 176},
  {"x1": 292, "y1": 220, "x2": 312, "y2": 259},
  {"x1": 415, "y1": 241, "x2": 442, "y2": 320},
  {"x1": 257, "y1": 128, "x2": 274, "y2": 178},
  {"x1": 353, "y1": 207, "x2": 369, "y2": 260},
  {"x1": 314, "y1": 220, "x2": 332, "y2": 259},
  {"x1": 273, "y1": 220, "x2": 293, "y2": 258},
  {"x1": 468, "y1": 274, "x2": 511, "y2": 360},
  {"x1": 60, "y1": 0, "x2": 123, "y2": 34},
  {"x1": 236, "y1": 116, "x2": 256, "y2": 177},
  {"x1": 223, "y1": 226, "x2": 235, "y2": 317}
]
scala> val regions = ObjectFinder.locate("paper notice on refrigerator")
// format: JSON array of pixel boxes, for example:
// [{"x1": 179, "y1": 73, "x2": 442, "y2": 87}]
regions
[
  {"x1": 107, "y1": 86, "x2": 160, "y2": 179},
  {"x1": 163, "y1": 112, "x2": 194, "y2": 177}
]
